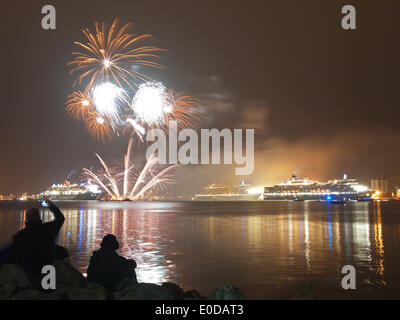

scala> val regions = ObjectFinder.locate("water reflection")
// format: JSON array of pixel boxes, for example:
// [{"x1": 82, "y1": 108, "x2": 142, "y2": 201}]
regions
[
  {"x1": 0, "y1": 200, "x2": 398, "y2": 298},
  {"x1": 373, "y1": 202, "x2": 385, "y2": 278}
]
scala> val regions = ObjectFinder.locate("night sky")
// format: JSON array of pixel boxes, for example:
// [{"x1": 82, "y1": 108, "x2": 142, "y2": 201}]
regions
[{"x1": 0, "y1": 0, "x2": 399, "y2": 194}]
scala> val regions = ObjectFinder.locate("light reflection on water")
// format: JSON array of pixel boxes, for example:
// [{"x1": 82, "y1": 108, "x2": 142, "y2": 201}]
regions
[{"x1": 0, "y1": 200, "x2": 399, "y2": 299}]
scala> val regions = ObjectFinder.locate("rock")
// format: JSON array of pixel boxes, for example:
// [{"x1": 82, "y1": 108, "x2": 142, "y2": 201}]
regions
[
  {"x1": 115, "y1": 283, "x2": 174, "y2": 300},
  {"x1": 0, "y1": 265, "x2": 31, "y2": 288},
  {"x1": 11, "y1": 290, "x2": 60, "y2": 300},
  {"x1": 183, "y1": 289, "x2": 206, "y2": 300},
  {"x1": 56, "y1": 283, "x2": 106, "y2": 300},
  {"x1": 209, "y1": 285, "x2": 244, "y2": 300},
  {"x1": 161, "y1": 282, "x2": 184, "y2": 300},
  {"x1": 0, "y1": 283, "x2": 16, "y2": 300},
  {"x1": 53, "y1": 260, "x2": 88, "y2": 287},
  {"x1": 115, "y1": 278, "x2": 138, "y2": 292}
]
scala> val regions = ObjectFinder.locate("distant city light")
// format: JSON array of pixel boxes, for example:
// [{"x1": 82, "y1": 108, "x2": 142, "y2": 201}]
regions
[{"x1": 372, "y1": 190, "x2": 382, "y2": 199}]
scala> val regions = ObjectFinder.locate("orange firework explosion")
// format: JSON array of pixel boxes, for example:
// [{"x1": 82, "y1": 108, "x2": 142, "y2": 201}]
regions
[
  {"x1": 68, "y1": 18, "x2": 165, "y2": 92},
  {"x1": 65, "y1": 91, "x2": 94, "y2": 120},
  {"x1": 166, "y1": 91, "x2": 203, "y2": 130},
  {"x1": 85, "y1": 112, "x2": 115, "y2": 142}
]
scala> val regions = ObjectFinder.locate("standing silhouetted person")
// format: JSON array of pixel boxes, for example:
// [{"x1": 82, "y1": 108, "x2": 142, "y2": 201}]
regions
[
  {"x1": 8, "y1": 200, "x2": 65, "y2": 275},
  {"x1": 87, "y1": 234, "x2": 137, "y2": 289}
]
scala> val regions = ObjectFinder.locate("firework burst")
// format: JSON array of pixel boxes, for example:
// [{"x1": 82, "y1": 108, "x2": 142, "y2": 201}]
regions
[
  {"x1": 82, "y1": 137, "x2": 177, "y2": 200},
  {"x1": 166, "y1": 91, "x2": 203, "y2": 130},
  {"x1": 125, "y1": 81, "x2": 203, "y2": 139},
  {"x1": 91, "y1": 81, "x2": 128, "y2": 121},
  {"x1": 85, "y1": 112, "x2": 116, "y2": 143},
  {"x1": 68, "y1": 18, "x2": 165, "y2": 92},
  {"x1": 131, "y1": 81, "x2": 173, "y2": 126},
  {"x1": 66, "y1": 91, "x2": 93, "y2": 120}
]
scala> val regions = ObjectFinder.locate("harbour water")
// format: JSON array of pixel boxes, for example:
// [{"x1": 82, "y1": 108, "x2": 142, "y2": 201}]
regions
[{"x1": 0, "y1": 200, "x2": 399, "y2": 299}]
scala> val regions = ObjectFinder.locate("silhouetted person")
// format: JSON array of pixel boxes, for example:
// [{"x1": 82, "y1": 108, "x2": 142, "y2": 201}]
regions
[
  {"x1": 87, "y1": 234, "x2": 137, "y2": 289},
  {"x1": 8, "y1": 200, "x2": 66, "y2": 275}
]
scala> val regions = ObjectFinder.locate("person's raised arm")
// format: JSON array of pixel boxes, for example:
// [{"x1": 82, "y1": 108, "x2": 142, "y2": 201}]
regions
[
  {"x1": 44, "y1": 199, "x2": 65, "y2": 237},
  {"x1": 47, "y1": 200, "x2": 65, "y2": 222}
]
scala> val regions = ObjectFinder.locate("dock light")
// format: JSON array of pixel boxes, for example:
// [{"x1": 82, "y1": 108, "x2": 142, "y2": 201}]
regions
[{"x1": 372, "y1": 190, "x2": 381, "y2": 199}]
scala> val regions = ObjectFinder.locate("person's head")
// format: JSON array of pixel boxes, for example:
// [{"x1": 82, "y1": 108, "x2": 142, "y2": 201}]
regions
[
  {"x1": 26, "y1": 208, "x2": 42, "y2": 226},
  {"x1": 100, "y1": 234, "x2": 119, "y2": 251}
]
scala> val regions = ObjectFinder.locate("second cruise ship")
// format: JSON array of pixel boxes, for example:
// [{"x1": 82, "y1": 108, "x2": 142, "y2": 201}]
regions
[{"x1": 264, "y1": 174, "x2": 371, "y2": 201}]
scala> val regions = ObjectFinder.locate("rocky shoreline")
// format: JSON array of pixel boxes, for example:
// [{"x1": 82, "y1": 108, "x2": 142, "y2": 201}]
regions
[{"x1": 0, "y1": 261, "x2": 244, "y2": 300}]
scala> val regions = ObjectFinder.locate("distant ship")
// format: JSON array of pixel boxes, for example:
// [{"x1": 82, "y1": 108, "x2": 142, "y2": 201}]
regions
[
  {"x1": 38, "y1": 181, "x2": 103, "y2": 201},
  {"x1": 193, "y1": 181, "x2": 263, "y2": 201},
  {"x1": 263, "y1": 174, "x2": 371, "y2": 201}
]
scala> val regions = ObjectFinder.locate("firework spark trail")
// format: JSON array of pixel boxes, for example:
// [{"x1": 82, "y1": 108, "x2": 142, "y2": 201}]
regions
[
  {"x1": 166, "y1": 91, "x2": 203, "y2": 130},
  {"x1": 83, "y1": 139, "x2": 177, "y2": 200},
  {"x1": 123, "y1": 136, "x2": 134, "y2": 197},
  {"x1": 130, "y1": 160, "x2": 178, "y2": 200},
  {"x1": 126, "y1": 118, "x2": 146, "y2": 141},
  {"x1": 68, "y1": 18, "x2": 165, "y2": 92},
  {"x1": 95, "y1": 153, "x2": 121, "y2": 198}
]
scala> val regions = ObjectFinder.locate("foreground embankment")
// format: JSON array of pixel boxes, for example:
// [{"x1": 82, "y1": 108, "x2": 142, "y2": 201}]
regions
[{"x1": 0, "y1": 262, "x2": 244, "y2": 300}]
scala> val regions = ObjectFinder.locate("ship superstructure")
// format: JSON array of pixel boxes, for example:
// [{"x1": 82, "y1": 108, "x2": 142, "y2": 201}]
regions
[
  {"x1": 39, "y1": 180, "x2": 103, "y2": 200},
  {"x1": 264, "y1": 174, "x2": 371, "y2": 201},
  {"x1": 194, "y1": 181, "x2": 263, "y2": 201}
]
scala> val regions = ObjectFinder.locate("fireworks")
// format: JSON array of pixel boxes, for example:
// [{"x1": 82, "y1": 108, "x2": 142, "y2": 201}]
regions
[
  {"x1": 85, "y1": 112, "x2": 115, "y2": 143},
  {"x1": 92, "y1": 82, "x2": 128, "y2": 121},
  {"x1": 66, "y1": 91, "x2": 93, "y2": 120},
  {"x1": 68, "y1": 18, "x2": 165, "y2": 92},
  {"x1": 131, "y1": 81, "x2": 173, "y2": 126},
  {"x1": 65, "y1": 18, "x2": 202, "y2": 199},
  {"x1": 65, "y1": 87, "x2": 120, "y2": 142},
  {"x1": 166, "y1": 91, "x2": 203, "y2": 130},
  {"x1": 126, "y1": 82, "x2": 202, "y2": 138},
  {"x1": 82, "y1": 137, "x2": 177, "y2": 200}
]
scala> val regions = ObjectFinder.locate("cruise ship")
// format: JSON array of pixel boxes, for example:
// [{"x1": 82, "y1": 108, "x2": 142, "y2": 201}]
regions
[
  {"x1": 38, "y1": 181, "x2": 103, "y2": 201},
  {"x1": 264, "y1": 174, "x2": 371, "y2": 201},
  {"x1": 193, "y1": 181, "x2": 263, "y2": 201}
]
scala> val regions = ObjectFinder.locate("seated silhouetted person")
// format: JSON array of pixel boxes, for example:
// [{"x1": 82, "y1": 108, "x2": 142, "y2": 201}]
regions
[
  {"x1": 87, "y1": 234, "x2": 137, "y2": 289},
  {"x1": 8, "y1": 200, "x2": 66, "y2": 275}
]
